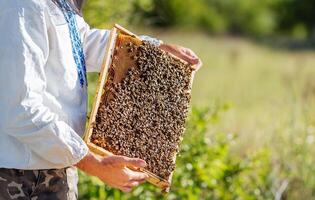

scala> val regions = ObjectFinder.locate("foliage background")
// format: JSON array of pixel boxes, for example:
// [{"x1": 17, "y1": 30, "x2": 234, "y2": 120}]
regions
[
  {"x1": 84, "y1": 0, "x2": 315, "y2": 38},
  {"x1": 80, "y1": 0, "x2": 315, "y2": 199}
]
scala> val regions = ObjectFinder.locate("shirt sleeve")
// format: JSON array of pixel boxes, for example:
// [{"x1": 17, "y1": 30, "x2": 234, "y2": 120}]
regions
[
  {"x1": 77, "y1": 17, "x2": 110, "y2": 72},
  {"x1": 139, "y1": 35, "x2": 163, "y2": 46},
  {"x1": 0, "y1": 5, "x2": 88, "y2": 168}
]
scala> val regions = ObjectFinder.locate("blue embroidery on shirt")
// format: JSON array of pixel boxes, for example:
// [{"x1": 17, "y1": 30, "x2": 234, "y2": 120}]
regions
[{"x1": 58, "y1": 0, "x2": 87, "y2": 87}]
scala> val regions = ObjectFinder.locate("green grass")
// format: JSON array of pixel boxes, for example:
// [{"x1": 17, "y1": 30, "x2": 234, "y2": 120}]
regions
[{"x1": 85, "y1": 29, "x2": 315, "y2": 199}]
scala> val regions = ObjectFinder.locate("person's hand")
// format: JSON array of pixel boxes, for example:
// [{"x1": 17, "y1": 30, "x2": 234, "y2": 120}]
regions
[
  {"x1": 76, "y1": 152, "x2": 148, "y2": 192},
  {"x1": 160, "y1": 43, "x2": 202, "y2": 70}
]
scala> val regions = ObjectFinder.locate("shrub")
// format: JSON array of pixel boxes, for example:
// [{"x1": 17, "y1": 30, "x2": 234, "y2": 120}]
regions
[{"x1": 83, "y1": 0, "x2": 134, "y2": 28}]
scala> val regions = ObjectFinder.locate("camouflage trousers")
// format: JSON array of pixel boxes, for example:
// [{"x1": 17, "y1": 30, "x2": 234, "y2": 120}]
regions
[{"x1": 0, "y1": 167, "x2": 78, "y2": 200}]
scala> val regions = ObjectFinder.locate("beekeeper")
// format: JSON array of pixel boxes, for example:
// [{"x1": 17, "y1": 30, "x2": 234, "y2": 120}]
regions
[{"x1": 0, "y1": 0, "x2": 201, "y2": 199}]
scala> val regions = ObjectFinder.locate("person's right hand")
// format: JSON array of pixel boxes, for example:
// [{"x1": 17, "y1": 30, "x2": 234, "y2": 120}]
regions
[{"x1": 76, "y1": 152, "x2": 148, "y2": 192}]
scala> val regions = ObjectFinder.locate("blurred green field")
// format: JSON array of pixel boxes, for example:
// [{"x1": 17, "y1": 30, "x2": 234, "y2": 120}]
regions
[{"x1": 83, "y1": 29, "x2": 315, "y2": 199}]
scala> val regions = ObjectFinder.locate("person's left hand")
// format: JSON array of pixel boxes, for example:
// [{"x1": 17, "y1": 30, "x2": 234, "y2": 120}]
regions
[
  {"x1": 160, "y1": 43, "x2": 202, "y2": 70},
  {"x1": 76, "y1": 152, "x2": 148, "y2": 193}
]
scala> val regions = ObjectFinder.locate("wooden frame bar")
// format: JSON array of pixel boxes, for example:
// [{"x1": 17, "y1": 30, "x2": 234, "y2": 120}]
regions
[{"x1": 84, "y1": 24, "x2": 173, "y2": 191}]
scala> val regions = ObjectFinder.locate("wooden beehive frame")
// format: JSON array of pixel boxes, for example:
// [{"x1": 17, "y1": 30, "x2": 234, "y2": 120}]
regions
[{"x1": 84, "y1": 24, "x2": 195, "y2": 192}]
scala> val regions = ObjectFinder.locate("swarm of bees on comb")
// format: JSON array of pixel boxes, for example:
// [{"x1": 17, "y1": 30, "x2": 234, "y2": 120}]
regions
[{"x1": 89, "y1": 30, "x2": 196, "y2": 188}]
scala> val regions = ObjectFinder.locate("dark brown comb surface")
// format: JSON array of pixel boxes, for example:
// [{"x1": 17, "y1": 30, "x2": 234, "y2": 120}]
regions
[{"x1": 91, "y1": 34, "x2": 193, "y2": 180}]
